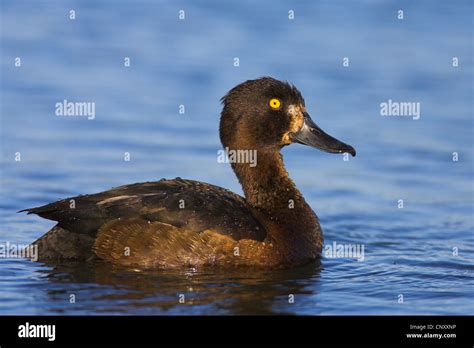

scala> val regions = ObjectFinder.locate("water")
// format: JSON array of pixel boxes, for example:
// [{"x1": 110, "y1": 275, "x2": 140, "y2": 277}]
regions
[{"x1": 0, "y1": 0, "x2": 473, "y2": 315}]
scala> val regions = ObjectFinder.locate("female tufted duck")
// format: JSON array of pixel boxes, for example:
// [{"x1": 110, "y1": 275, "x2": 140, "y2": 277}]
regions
[{"x1": 21, "y1": 77, "x2": 355, "y2": 268}]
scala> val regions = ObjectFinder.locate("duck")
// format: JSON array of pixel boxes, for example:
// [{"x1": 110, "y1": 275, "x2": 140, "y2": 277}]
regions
[{"x1": 21, "y1": 77, "x2": 356, "y2": 268}]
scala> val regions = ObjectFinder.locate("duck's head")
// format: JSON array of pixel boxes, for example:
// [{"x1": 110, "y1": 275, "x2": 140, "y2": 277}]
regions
[{"x1": 220, "y1": 77, "x2": 356, "y2": 156}]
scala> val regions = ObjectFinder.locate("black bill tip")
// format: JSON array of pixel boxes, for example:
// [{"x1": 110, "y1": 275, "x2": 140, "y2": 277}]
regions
[{"x1": 344, "y1": 145, "x2": 356, "y2": 157}]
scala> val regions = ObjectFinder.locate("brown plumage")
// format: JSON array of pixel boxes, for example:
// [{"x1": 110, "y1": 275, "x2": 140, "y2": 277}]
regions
[{"x1": 21, "y1": 77, "x2": 356, "y2": 268}]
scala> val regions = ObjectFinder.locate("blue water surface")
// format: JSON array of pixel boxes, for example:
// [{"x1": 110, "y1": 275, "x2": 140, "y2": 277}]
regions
[{"x1": 0, "y1": 0, "x2": 473, "y2": 315}]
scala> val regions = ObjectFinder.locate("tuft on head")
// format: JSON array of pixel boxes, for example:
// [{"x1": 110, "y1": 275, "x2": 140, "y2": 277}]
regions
[{"x1": 220, "y1": 76, "x2": 304, "y2": 109}]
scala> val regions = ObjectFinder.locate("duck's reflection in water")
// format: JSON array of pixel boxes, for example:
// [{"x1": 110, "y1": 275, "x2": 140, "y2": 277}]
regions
[{"x1": 36, "y1": 260, "x2": 323, "y2": 315}]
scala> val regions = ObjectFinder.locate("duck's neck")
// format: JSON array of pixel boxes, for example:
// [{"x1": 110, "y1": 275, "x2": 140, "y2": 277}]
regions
[
  {"x1": 232, "y1": 149, "x2": 322, "y2": 260},
  {"x1": 233, "y1": 150, "x2": 319, "y2": 228},
  {"x1": 232, "y1": 149, "x2": 311, "y2": 218}
]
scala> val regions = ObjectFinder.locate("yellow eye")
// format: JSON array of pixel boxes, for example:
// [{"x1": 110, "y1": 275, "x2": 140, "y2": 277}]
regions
[{"x1": 269, "y1": 98, "x2": 281, "y2": 109}]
